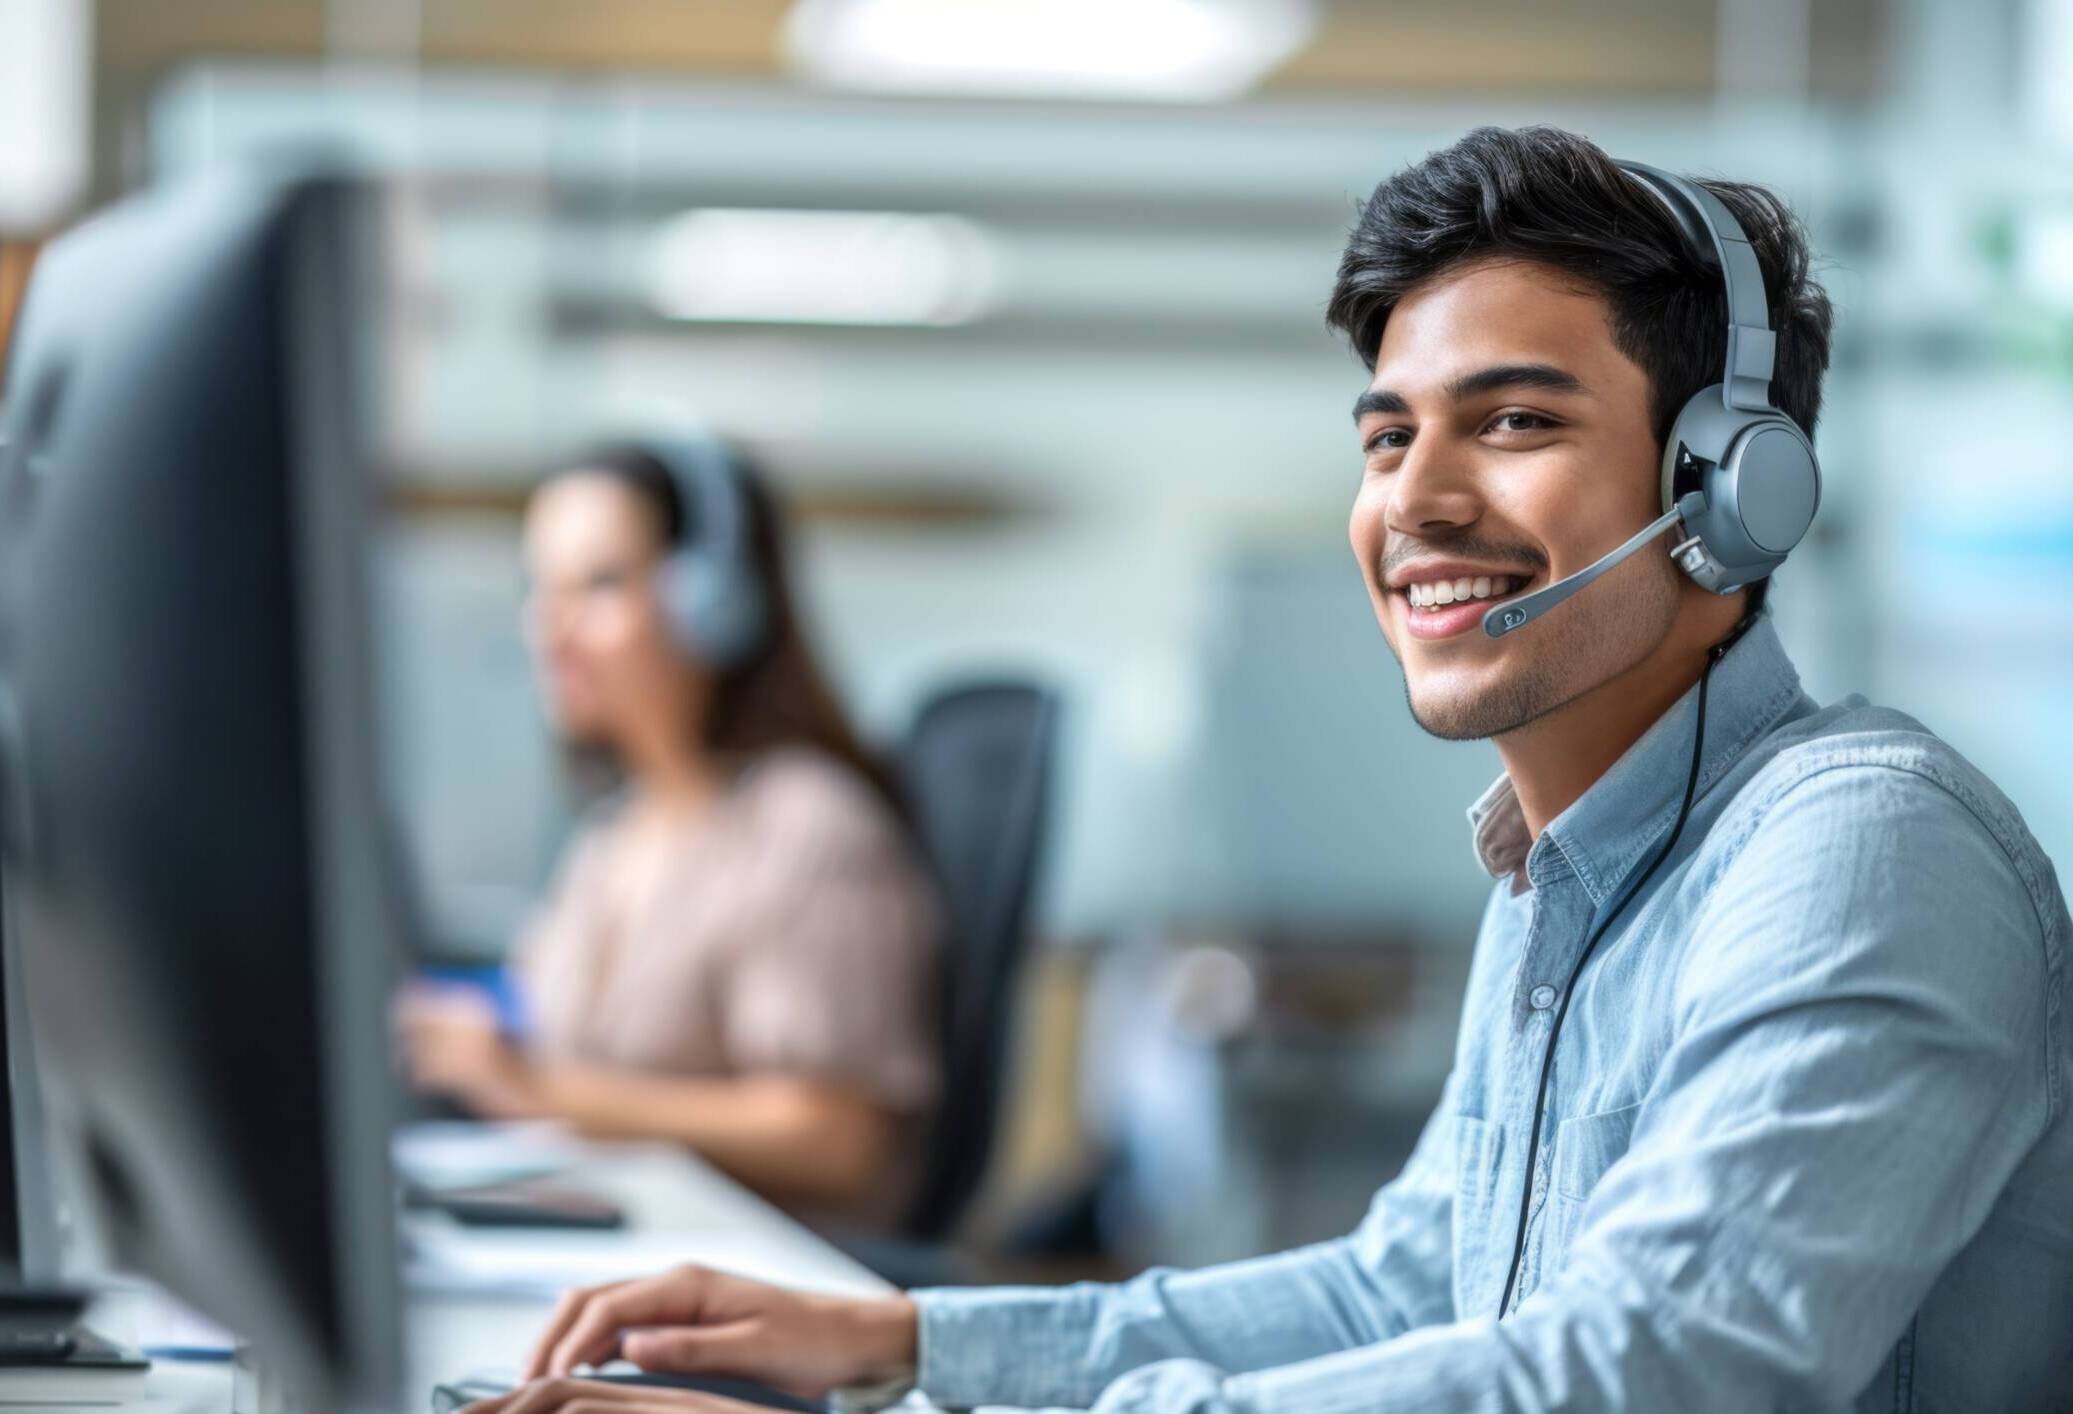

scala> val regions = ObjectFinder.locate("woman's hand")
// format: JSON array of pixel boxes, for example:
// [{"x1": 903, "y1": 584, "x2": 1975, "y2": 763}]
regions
[
  {"x1": 462, "y1": 1377, "x2": 760, "y2": 1413},
  {"x1": 521, "y1": 1264, "x2": 918, "y2": 1399},
  {"x1": 397, "y1": 984, "x2": 542, "y2": 1120}
]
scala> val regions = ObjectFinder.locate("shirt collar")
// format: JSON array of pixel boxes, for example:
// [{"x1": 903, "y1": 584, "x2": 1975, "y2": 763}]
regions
[{"x1": 1464, "y1": 613, "x2": 1807, "y2": 903}]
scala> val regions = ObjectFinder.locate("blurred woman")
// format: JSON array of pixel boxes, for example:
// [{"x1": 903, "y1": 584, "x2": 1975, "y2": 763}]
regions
[{"x1": 401, "y1": 439, "x2": 940, "y2": 1226}]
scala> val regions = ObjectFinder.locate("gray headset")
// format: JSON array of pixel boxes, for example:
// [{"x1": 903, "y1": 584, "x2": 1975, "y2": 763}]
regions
[
  {"x1": 1482, "y1": 162, "x2": 1820, "y2": 638},
  {"x1": 1620, "y1": 158, "x2": 1821, "y2": 594},
  {"x1": 647, "y1": 436, "x2": 770, "y2": 671}
]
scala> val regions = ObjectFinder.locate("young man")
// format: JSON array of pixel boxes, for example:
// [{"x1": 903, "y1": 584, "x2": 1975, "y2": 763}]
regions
[{"x1": 470, "y1": 128, "x2": 2073, "y2": 1413}]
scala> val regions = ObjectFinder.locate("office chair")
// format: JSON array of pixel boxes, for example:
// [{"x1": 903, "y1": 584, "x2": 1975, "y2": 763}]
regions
[{"x1": 836, "y1": 679, "x2": 1058, "y2": 1284}]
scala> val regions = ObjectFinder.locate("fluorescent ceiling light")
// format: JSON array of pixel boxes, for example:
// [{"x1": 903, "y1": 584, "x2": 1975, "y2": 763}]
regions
[
  {"x1": 0, "y1": 0, "x2": 91, "y2": 231},
  {"x1": 648, "y1": 208, "x2": 997, "y2": 327},
  {"x1": 782, "y1": 0, "x2": 1317, "y2": 103}
]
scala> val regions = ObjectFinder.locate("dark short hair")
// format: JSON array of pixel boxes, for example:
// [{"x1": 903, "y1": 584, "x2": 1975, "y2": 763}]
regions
[{"x1": 1328, "y1": 124, "x2": 1835, "y2": 450}]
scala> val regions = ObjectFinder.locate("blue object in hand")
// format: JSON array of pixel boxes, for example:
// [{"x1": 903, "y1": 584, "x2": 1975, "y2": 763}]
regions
[{"x1": 416, "y1": 964, "x2": 530, "y2": 1039}]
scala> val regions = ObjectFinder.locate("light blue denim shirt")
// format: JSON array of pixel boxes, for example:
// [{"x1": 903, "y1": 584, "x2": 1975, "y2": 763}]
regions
[{"x1": 913, "y1": 616, "x2": 2073, "y2": 1412}]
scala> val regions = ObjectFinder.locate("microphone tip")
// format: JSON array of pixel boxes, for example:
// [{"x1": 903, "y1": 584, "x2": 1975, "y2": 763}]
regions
[{"x1": 1484, "y1": 604, "x2": 1528, "y2": 637}]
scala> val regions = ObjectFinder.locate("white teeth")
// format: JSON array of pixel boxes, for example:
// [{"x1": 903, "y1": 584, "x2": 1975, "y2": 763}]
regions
[{"x1": 1403, "y1": 574, "x2": 1521, "y2": 612}]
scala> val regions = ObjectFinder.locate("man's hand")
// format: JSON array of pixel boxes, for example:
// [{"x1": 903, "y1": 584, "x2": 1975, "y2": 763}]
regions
[
  {"x1": 462, "y1": 1376, "x2": 761, "y2": 1413},
  {"x1": 521, "y1": 1265, "x2": 919, "y2": 1399}
]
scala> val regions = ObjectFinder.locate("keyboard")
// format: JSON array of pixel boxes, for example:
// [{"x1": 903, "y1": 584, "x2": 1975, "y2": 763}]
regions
[
  {"x1": 0, "y1": 1323, "x2": 147, "y2": 1369},
  {"x1": 0, "y1": 1329, "x2": 73, "y2": 1362},
  {"x1": 431, "y1": 1369, "x2": 829, "y2": 1412}
]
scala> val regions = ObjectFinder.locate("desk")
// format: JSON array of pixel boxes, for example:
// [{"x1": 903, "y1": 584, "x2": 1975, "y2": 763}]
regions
[
  {"x1": 10, "y1": 1126, "x2": 895, "y2": 1413},
  {"x1": 400, "y1": 1128, "x2": 893, "y2": 1395}
]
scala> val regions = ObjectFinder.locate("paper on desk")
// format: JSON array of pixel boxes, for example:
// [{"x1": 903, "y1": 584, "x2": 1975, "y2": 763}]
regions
[
  {"x1": 393, "y1": 1122, "x2": 587, "y2": 1190},
  {"x1": 404, "y1": 1227, "x2": 887, "y2": 1303}
]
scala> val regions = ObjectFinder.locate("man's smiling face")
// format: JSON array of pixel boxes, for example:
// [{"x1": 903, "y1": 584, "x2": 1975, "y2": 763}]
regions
[{"x1": 1348, "y1": 256, "x2": 1685, "y2": 741}]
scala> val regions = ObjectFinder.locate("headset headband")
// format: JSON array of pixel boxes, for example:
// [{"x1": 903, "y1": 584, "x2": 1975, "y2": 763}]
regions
[
  {"x1": 653, "y1": 435, "x2": 747, "y2": 559},
  {"x1": 1615, "y1": 160, "x2": 1777, "y2": 414}
]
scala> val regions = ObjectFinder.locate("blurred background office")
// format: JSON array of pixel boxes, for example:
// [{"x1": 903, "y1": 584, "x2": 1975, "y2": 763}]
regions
[{"x1": 3, "y1": 0, "x2": 2071, "y2": 1277}]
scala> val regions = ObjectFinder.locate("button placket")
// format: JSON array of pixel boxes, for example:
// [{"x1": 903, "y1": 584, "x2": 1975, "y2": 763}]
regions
[
  {"x1": 1514, "y1": 1138, "x2": 1559, "y2": 1306},
  {"x1": 1502, "y1": 873, "x2": 1587, "y2": 1318}
]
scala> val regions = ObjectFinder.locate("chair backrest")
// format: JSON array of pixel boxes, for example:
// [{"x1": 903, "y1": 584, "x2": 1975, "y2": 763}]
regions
[{"x1": 896, "y1": 679, "x2": 1059, "y2": 1240}]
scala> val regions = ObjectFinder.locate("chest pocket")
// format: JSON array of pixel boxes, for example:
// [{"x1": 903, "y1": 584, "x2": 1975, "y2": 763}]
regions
[{"x1": 1543, "y1": 1101, "x2": 1644, "y2": 1268}]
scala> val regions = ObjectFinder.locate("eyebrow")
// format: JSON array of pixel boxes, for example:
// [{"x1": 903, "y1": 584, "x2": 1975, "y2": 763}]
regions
[{"x1": 1351, "y1": 362, "x2": 1590, "y2": 422}]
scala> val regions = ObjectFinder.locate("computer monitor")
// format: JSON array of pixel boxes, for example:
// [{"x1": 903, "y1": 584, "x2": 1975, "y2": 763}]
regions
[
  {"x1": 0, "y1": 857, "x2": 55, "y2": 1283},
  {"x1": 0, "y1": 168, "x2": 404, "y2": 1412},
  {"x1": 0, "y1": 855, "x2": 150, "y2": 1370}
]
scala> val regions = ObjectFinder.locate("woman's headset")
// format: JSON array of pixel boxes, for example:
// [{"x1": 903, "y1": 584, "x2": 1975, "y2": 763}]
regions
[{"x1": 644, "y1": 436, "x2": 770, "y2": 672}]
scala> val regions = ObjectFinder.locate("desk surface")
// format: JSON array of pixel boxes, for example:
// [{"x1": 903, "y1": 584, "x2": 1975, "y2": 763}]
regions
[
  {"x1": 13, "y1": 1124, "x2": 893, "y2": 1413},
  {"x1": 400, "y1": 1126, "x2": 892, "y2": 1397}
]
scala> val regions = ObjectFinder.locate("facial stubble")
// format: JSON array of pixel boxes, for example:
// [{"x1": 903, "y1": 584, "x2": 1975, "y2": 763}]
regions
[{"x1": 1394, "y1": 548, "x2": 1684, "y2": 742}]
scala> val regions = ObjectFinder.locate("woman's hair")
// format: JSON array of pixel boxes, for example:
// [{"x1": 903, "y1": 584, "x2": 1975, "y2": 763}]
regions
[{"x1": 548, "y1": 441, "x2": 904, "y2": 816}]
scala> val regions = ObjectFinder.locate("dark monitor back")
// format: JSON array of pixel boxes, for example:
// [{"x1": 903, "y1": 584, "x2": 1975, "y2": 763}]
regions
[
  {"x1": 0, "y1": 852, "x2": 75, "y2": 1290},
  {"x1": 0, "y1": 170, "x2": 403, "y2": 1411},
  {"x1": 0, "y1": 865, "x2": 23, "y2": 1278}
]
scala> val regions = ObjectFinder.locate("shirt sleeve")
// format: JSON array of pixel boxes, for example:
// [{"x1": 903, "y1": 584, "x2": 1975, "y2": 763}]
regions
[
  {"x1": 720, "y1": 755, "x2": 942, "y2": 1112},
  {"x1": 913, "y1": 1071, "x2": 1463, "y2": 1410},
  {"x1": 947, "y1": 761, "x2": 2055, "y2": 1413}
]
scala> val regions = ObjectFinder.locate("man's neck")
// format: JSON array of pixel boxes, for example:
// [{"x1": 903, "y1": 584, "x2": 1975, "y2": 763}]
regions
[{"x1": 1496, "y1": 625, "x2": 1724, "y2": 842}]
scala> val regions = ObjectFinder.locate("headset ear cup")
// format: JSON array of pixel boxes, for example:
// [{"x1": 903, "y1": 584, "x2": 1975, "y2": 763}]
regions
[
  {"x1": 1720, "y1": 420, "x2": 1818, "y2": 559},
  {"x1": 1658, "y1": 385, "x2": 1819, "y2": 594},
  {"x1": 662, "y1": 549, "x2": 764, "y2": 672},
  {"x1": 657, "y1": 547, "x2": 705, "y2": 659}
]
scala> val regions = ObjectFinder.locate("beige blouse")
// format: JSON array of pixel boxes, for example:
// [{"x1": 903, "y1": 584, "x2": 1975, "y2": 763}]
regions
[{"x1": 516, "y1": 747, "x2": 942, "y2": 1123}]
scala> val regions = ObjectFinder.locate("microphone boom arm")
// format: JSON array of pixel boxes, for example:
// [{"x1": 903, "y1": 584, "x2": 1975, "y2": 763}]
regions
[{"x1": 1482, "y1": 492, "x2": 1707, "y2": 638}]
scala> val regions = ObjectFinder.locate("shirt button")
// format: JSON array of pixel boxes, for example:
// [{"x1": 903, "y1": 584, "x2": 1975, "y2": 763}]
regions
[{"x1": 1529, "y1": 984, "x2": 1558, "y2": 1010}]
